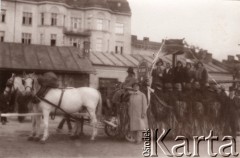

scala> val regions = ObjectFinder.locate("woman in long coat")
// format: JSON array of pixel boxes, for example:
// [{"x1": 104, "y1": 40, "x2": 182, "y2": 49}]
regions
[{"x1": 128, "y1": 82, "x2": 148, "y2": 143}]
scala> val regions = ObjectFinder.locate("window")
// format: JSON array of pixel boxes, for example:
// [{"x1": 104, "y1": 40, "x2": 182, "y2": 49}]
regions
[
  {"x1": 115, "y1": 23, "x2": 124, "y2": 34},
  {"x1": 50, "y1": 34, "x2": 57, "y2": 46},
  {"x1": 22, "y1": 12, "x2": 32, "y2": 25},
  {"x1": 107, "y1": 20, "x2": 110, "y2": 30},
  {"x1": 22, "y1": 33, "x2": 31, "y2": 44},
  {"x1": 1, "y1": 10, "x2": 6, "y2": 23},
  {"x1": 115, "y1": 41, "x2": 124, "y2": 54},
  {"x1": 87, "y1": 18, "x2": 92, "y2": 30},
  {"x1": 40, "y1": 33, "x2": 44, "y2": 44},
  {"x1": 96, "y1": 19, "x2": 103, "y2": 31},
  {"x1": 96, "y1": 38, "x2": 103, "y2": 52},
  {"x1": 70, "y1": 38, "x2": 80, "y2": 48},
  {"x1": 71, "y1": 17, "x2": 81, "y2": 30},
  {"x1": 0, "y1": 31, "x2": 5, "y2": 42},
  {"x1": 51, "y1": 13, "x2": 57, "y2": 26},
  {"x1": 41, "y1": 13, "x2": 44, "y2": 25}
]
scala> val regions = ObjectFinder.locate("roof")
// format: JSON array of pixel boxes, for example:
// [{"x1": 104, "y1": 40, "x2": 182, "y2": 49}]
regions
[
  {"x1": 18, "y1": 0, "x2": 131, "y2": 14},
  {"x1": 0, "y1": 43, "x2": 95, "y2": 74},
  {"x1": 90, "y1": 52, "x2": 229, "y2": 74}
]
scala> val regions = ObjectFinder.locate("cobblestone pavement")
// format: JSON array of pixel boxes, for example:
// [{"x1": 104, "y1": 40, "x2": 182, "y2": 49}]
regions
[{"x1": 0, "y1": 117, "x2": 239, "y2": 158}]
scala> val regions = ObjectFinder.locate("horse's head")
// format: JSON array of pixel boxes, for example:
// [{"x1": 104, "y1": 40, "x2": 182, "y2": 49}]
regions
[{"x1": 22, "y1": 73, "x2": 38, "y2": 96}]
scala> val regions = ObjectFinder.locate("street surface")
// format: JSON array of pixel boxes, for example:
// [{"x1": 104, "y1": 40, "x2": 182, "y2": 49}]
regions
[{"x1": 0, "y1": 117, "x2": 239, "y2": 158}]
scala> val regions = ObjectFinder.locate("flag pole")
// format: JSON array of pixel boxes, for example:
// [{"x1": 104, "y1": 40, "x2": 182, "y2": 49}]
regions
[{"x1": 150, "y1": 39, "x2": 166, "y2": 75}]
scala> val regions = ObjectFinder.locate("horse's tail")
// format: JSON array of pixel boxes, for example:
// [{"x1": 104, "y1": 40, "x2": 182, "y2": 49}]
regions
[{"x1": 96, "y1": 91, "x2": 102, "y2": 120}]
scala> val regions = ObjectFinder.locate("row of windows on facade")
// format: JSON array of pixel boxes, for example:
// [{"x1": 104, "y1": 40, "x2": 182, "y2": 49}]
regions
[
  {"x1": 0, "y1": 31, "x2": 124, "y2": 54},
  {"x1": 0, "y1": 10, "x2": 124, "y2": 34}
]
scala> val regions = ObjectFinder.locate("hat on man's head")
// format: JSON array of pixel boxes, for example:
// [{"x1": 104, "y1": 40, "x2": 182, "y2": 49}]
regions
[
  {"x1": 156, "y1": 59, "x2": 163, "y2": 66},
  {"x1": 127, "y1": 67, "x2": 135, "y2": 74}
]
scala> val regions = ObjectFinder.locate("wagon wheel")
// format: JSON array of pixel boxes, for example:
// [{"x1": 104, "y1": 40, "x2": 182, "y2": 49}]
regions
[
  {"x1": 104, "y1": 117, "x2": 120, "y2": 137},
  {"x1": 125, "y1": 131, "x2": 135, "y2": 142}
]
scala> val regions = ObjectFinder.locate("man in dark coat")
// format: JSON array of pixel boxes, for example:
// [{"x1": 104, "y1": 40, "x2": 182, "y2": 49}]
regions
[
  {"x1": 151, "y1": 59, "x2": 164, "y2": 91},
  {"x1": 194, "y1": 61, "x2": 209, "y2": 89},
  {"x1": 162, "y1": 62, "x2": 173, "y2": 92},
  {"x1": 33, "y1": 72, "x2": 59, "y2": 103},
  {"x1": 0, "y1": 90, "x2": 10, "y2": 125},
  {"x1": 183, "y1": 62, "x2": 195, "y2": 90},
  {"x1": 173, "y1": 61, "x2": 185, "y2": 90},
  {"x1": 225, "y1": 86, "x2": 240, "y2": 138},
  {"x1": 123, "y1": 67, "x2": 137, "y2": 89}
]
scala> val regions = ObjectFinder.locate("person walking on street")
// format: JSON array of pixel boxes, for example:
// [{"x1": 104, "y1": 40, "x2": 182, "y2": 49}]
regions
[{"x1": 128, "y1": 82, "x2": 148, "y2": 144}]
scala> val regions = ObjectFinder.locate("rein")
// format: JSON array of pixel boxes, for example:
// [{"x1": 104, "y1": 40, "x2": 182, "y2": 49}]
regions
[
  {"x1": 51, "y1": 89, "x2": 65, "y2": 120},
  {"x1": 37, "y1": 93, "x2": 82, "y2": 121}
]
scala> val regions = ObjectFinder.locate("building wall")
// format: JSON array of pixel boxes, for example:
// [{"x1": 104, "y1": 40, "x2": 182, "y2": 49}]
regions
[
  {"x1": 0, "y1": 0, "x2": 131, "y2": 54},
  {"x1": 89, "y1": 66, "x2": 137, "y2": 89}
]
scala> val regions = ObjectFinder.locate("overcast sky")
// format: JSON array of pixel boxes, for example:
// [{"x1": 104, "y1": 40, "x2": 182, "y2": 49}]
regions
[{"x1": 128, "y1": 0, "x2": 240, "y2": 61}]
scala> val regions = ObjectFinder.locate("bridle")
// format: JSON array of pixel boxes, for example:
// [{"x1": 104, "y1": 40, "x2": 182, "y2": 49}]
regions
[{"x1": 22, "y1": 76, "x2": 35, "y2": 92}]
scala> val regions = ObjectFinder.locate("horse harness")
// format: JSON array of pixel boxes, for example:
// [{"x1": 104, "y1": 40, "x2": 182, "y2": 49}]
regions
[{"x1": 37, "y1": 89, "x2": 82, "y2": 121}]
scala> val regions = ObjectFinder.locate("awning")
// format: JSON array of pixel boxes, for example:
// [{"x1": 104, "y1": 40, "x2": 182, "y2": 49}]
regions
[{"x1": 0, "y1": 42, "x2": 95, "y2": 74}]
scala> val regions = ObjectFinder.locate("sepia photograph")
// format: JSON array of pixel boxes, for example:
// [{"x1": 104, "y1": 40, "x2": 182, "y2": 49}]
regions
[{"x1": 0, "y1": 0, "x2": 239, "y2": 157}]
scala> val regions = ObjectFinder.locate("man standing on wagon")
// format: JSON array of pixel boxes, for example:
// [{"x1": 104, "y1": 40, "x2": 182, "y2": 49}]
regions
[{"x1": 128, "y1": 81, "x2": 148, "y2": 144}]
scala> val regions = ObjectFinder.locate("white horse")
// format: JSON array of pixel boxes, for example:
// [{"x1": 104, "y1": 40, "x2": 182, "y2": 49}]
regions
[
  {"x1": 23, "y1": 73, "x2": 102, "y2": 143},
  {"x1": 3, "y1": 74, "x2": 27, "y2": 113}
]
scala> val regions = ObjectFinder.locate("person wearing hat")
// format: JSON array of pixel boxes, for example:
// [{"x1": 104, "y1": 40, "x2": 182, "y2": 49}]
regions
[
  {"x1": 151, "y1": 59, "x2": 164, "y2": 91},
  {"x1": 123, "y1": 67, "x2": 137, "y2": 89},
  {"x1": 224, "y1": 86, "x2": 240, "y2": 138},
  {"x1": 194, "y1": 61, "x2": 209, "y2": 89},
  {"x1": 128, "y1": 81, "x2": 148, "y2": 144}
]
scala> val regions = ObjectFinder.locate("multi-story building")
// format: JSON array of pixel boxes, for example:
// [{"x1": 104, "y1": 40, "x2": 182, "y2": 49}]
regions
[{"x1": 0, "y1": 0, "x2": 131, "y2": 54}]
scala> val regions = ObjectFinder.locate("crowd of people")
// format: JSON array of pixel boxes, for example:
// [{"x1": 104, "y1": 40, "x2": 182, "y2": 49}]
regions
[
  {"x1": 112, "y1": 59, "x2": 240, "y2": 143},
  {"x1": 151, "y1": 59, "x2": 209, "y2": 92}
]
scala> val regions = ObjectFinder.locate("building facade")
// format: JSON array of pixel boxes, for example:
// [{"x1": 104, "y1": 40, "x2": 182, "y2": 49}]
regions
[
  {"x1": 0, "y1": 0, "x2": 131, "y2": 54},
  {"x1": 0, "y1": 0, "x2": 232, "y2": 96}
]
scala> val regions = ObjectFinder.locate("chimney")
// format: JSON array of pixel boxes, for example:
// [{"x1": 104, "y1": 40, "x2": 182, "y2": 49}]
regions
[
  {"x1": 143, "y1": 37, "x2": 149, "y2": 42},
  {"x1": 83, "y1": 41, "x2": 90, "y2": 58},
  {"x1": 131, "y1": 35, "x2": 137, "y2": 42},
  {"x1": 204, "y1": 53, "x2": 212, "y2": 63},
  {"x1": 228, "y1": 55, "x2": 235, "y2": 62}
]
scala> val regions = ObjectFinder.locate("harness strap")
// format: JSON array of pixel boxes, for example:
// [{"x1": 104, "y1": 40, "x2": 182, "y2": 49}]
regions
[
  {"x1": 37, "y1": 96, "x2": 81, "y2": 121},
  {"x1": 51, "y1": 89, "x2": 65, "y2": 120}
]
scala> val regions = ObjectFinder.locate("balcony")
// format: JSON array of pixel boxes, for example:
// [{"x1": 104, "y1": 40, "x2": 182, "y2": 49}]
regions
[{"x1": 63, "y1": 28, "x2": 91, "y2": 37}]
